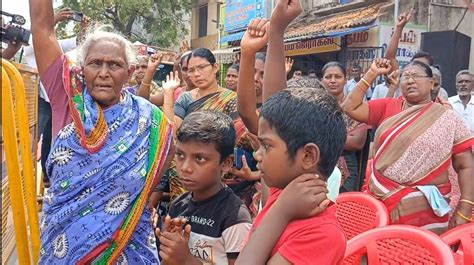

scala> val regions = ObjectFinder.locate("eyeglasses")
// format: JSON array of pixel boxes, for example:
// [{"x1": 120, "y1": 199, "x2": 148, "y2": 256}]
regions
[
  {"x1": 187, "y1": 63, "x2": 213, "y2": 75},
  {"x1": 400, "y1": 74, "x2": 430, "y2": 82}
]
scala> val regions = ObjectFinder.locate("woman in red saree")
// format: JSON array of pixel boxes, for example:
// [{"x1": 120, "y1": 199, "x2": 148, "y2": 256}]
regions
[{"x1": 342, "y1": 59, "x2": 473, "y2": 234}]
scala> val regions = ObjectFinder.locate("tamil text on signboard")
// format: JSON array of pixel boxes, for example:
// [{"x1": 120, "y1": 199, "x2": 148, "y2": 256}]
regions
[
  {"x1": 284, "y1": 37, "x2": 341, "y2": 56},
  {"x1": 225, "y1": 0, "x2": 266, "y2": 33}
]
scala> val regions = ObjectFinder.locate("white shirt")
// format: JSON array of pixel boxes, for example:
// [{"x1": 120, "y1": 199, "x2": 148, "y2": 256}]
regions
[
  {"x1": 371, "y1": 82, "x2": 402, "y2": 100},
  {"x1": 344, "y1": 78, "x2": 373, "y2": 100},
  {"x1": 448, "y1": 95, "x2": 474, "y2": 133},
  {"x1": 23, "y1": 37, "x2": 77, "y2": 102}
]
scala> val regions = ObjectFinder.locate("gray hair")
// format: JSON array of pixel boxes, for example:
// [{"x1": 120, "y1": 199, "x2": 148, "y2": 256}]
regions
[
  {"x1": 456, "y1": 70, "x2": 473, "y2": 80},
  {"x1": 430, "y1": 66, "x2": 442, "y2": 84},
  {"x1": 78, "y1": 25, "x2": 137, "y2": 67}
]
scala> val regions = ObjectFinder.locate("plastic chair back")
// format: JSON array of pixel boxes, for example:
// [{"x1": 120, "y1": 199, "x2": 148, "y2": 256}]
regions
[
  {"x1": 441, "y1": 223, "x2": 474, "y2": 265},
  {"x1": 336, "y1": 192, "x2": 389, "y2": 240},
  {"x1": 341, "y1": 225, "x2": 456, "y2": 265}
]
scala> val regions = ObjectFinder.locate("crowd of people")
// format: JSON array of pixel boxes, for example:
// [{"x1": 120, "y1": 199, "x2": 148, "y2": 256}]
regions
[{"x1": 3, "y1": 0, "x2": 471, "y2": 263}]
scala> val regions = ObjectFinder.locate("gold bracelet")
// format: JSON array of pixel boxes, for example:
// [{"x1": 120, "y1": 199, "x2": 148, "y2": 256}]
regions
[
  {"x1": 141, "y1": 81, "x2": 151, "y2": 86},
  {"x1": 456, "y1": 210, "x2": 472, "y2": 222},
  {"x1": 360, "y1": 78, "x2": 371, "y2": 87},
  {"x1": 460, "y1": 199, "x2": 474, "y2": 205}
]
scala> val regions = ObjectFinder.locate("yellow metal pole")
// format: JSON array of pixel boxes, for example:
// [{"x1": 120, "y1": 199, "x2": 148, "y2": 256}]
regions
[
  {"x1": 1, "y1": 65, "x2": 33, "y2": 265},
  {"x1": 3, "y1": 59, "x2": 41, "y2": 263}
]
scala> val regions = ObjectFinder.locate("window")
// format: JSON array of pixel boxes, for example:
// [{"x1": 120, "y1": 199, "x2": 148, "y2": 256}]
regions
[{"x1": 198, "y1": 5, "x2": 208, "y2": 38}]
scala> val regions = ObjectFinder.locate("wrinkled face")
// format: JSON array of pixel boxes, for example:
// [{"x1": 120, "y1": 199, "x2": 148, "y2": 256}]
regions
[
  {"x1": 254, "y1": 59, "x2": 265, "y2": 97},
  {"x1": 323, "y1": 66, "x2": 346, "y2": 97},
  {"x1": 400, "y1": 65, "x2": 433, "y2": 104},
  {"x1": 456, "y1": 74, "x2": 473, "y2": 96},
  {"x1": 225, "y1": 68, "x2": 239, "y2": 91},
  {"x1": 83, "y1": 40, "x2": 133, "y2": 107},
  {"x1": 134, "y1": 58, "x2": 148, "y2": 83},
  {"x1": 175, "y1": 140, "x2": 230, "y2": 192},
  {"x1": 254, "y1": 118, "x2": 300, "y2": 189},
  {"x1": 187, "y1": 56, "x2": 218, "y2": 89}
]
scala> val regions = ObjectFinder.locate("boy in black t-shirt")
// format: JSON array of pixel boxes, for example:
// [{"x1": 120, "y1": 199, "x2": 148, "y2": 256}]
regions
[{"x1": 157, "y1": 110, "x2": 252, "y2": 265}]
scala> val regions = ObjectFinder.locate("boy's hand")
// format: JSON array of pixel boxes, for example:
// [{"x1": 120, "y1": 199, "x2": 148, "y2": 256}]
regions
[
  {"x1": 271, "y1": 0, "x2": 303, "y2": 31},
  {"x1": 241, "y1": 18, "x2": 269, "y2": 54},
  {"x1": 155, "y1": 215, "x2": 188, "y2": 237},
  {"x1": 159, "y1": 224, "x2": 193, "y2": 265},
  {"x1": 275, "y1": 174, "x2": 330, "y2": 221}
]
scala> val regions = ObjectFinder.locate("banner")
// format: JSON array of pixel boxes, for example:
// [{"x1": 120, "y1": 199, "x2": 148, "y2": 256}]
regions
[
  {"x1": 284, "y1": 38, "x2": 341, "y2": 56},
  {"x1": 225, "y1": 0, "x2": 266, "y2": 33},
  {"x1": 379, "y1": 24, "x2": 427, "y2": 68}
]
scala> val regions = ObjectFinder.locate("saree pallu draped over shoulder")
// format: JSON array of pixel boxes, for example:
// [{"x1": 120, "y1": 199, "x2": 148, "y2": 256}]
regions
[
  {"x1": 39, "y1": 55, "x2": 173, "y2": 264},
  {"x1": 366, "y1": 102, "x2": 474, "y2": 234}
]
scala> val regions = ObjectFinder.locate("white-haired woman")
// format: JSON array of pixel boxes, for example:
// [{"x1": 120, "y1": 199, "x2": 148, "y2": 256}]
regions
[{"x1": 30, "y1": 0, "x2": 173, "y2": 264}]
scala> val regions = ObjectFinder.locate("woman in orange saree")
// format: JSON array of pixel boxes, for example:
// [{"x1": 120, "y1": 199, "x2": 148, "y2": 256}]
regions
[{"x1": 343, "y1": 59, "x2": 473, "y2": 234}]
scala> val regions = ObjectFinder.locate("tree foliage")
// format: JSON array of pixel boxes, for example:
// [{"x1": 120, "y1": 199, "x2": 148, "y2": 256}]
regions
[{"x1": 57, "y1": 0, "x2": 192, "y2": 48}]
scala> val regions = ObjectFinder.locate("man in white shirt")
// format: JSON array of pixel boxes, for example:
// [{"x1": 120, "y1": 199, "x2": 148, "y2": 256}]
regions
[
  {"x1": 344, "y1": 64, "x2": 372, "y2": 100},
  {"x1": 448, "y1": 70, "x2": 474, "y2": 133}
]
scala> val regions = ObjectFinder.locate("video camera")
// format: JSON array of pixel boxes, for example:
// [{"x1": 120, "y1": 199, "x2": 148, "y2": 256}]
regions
[{"x1": 1, "y1": 11, "x2": 31, "y2": 45}]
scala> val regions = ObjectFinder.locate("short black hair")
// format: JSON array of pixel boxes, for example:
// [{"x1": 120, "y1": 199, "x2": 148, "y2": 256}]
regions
[
  {"x1": 177, "y1": 110, "x2": 236, "y2": 162},
  {"x1": 228, "y1": 64, "x2": 240, "y2": 72},
  {"x1": 255, "y1": 52, "x2": 266, "y2": 63},
  {"x1": 322, "y1": 61, "x2": 346, "y2": 76},
  {"x1": 188, "y1": 48, "x2": 217, "y2": 65},
  {"x1": 351, "y1": 63, "x2": 362, "y2": 70},
  {"x1": 308, "y1": 69, "x2": 317, "y2": 74},
  {"x1": 411, "y1": 51, "x2": 434, "y2": 66},
  {"x1": 403, "y1": 60, "x2": 433, "y2": 78},
  {"x1": 260, "y1": 88, "x2": 347, "y2": 179}
]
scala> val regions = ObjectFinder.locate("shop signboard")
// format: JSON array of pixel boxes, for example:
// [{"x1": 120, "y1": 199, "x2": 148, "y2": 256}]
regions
[
  {"x1": 379, "y1": 23, "x2": 427, "y2": 68},
  {"x1": 347, "y1": 27, "x2": 379, "y2": 48},
  {"x1": 225, "y1": 0, "x2": 266, "y2": 33},
  {"x1": 284, "y1": 37, "x2": 341, "y2": 56}
]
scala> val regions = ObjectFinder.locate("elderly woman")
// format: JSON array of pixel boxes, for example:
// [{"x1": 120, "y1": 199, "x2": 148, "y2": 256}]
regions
[
  {"x1": 30, "y1": 1, "x2": 173, "y2": 264},
  {"x1": 342, "y1": 58, "x2": 473, "y2": 234}
]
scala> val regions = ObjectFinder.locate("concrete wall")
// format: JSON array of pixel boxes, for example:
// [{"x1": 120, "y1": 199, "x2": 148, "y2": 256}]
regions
[
  {"x1": 191, "y1": 0, "x2": 221, "y2": 50},
  {"x1": 429, "y1": 0, "x2": 473, "y2": 70}
]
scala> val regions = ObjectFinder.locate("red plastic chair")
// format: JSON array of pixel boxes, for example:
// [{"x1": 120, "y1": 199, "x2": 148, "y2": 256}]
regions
[
  {"x1": 341, "y1": 225, "x2": 456, "y2": 265},
  {"x1": 441, "y1": 223, "x2": 474, "y2": 265},
  {"x1": 336, "y1": 192, "x2": 389, "y2": 240}
]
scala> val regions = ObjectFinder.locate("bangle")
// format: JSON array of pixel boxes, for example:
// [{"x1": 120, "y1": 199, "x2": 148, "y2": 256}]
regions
[
  {"x1": 141, "y1": 81, "x2": 151, "y2": 86},
  {"x1": 456, "y1": 210, "x2": 472, "y2": 222},
  {"x1": 460, "y1": 199, "x2": 474, "y2": 205},
  {"x1": 360, "y1": 78, "x2": 371, "y2": 87}
]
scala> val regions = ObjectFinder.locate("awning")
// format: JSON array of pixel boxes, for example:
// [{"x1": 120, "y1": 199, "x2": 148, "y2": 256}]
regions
[
  {"x1": 284, "y1": 23, "x2": 377, "y2": 43},
  {"x1": 220, "y1": 31, "x2": 245, "y2": 45},
  {"x1": 212, "y1": 47, "x2": 240, "y2": 64}
]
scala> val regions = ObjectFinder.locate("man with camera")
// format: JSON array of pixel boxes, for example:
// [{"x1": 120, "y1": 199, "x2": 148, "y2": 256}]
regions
[
  {"x1": 22, "y1": 7, "x2": 89, "y2": 187},
  {"x1": 1, "y1": 15, "x2": 28, "y2": 59}
]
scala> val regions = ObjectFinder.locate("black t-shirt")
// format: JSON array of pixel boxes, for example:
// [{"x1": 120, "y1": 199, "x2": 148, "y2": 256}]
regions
[{"x1": 169, "y1": 187, "x2": 252, "y2": 264}]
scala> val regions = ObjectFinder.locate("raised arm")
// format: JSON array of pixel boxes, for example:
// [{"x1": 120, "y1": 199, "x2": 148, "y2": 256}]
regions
[
  {"x1": 262, "y1": 0, "x2": 303, "y2": 102},
  {"x1": 342, "y1": 59, "x2": 391, "y2": 123},
  {"x1": 137, "y1": 53, "x2": 163, "y2": 104},
  {"x1": 385, "y1": 10, "x2": 412, "y2": 73},
  {"x1": 29, "y1": 0, "x2": 62, "y2": 76},
  {"x1": 238, "y1": 18, "x2": 269, "y2": 134}
]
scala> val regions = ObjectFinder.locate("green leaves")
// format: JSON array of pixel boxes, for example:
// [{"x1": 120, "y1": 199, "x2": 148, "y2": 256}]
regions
[{"x1": 59, "y1": 0, "x2": 192, "y2": 47}]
